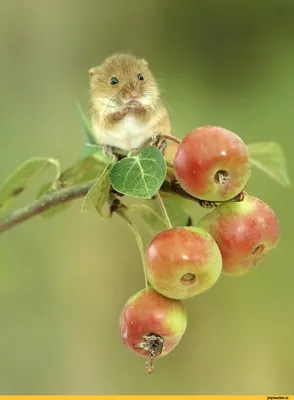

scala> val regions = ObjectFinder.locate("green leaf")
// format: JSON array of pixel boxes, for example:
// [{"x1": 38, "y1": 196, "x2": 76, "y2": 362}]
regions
[
  {"x1": 164, "y1": 197, "x2": 192, "y2": 227},
  {"x1": 83, "y1": 143, "x2": 116, "y2": 165},
  {"x1": 109, "y1": 146, "x2": 166, "y2": 199},
  {"x1": 35, "y1": 151, "x2": 113, "y2": 219},
  {"x1": 76, "y1": 103, "x2": 97, "y2": 145},
  {"x1": 248, "y1": 141, "x2": 292, "y2": 187},
  {"x1": 137, "y1": 197, "x2": 192, "y2": 234},
  {"x1": 59, "y1": 155, "x2": 107, "y2": 186},
  {"x1": 81, "y1": 143, "x2": 105, "y2": 160},
  {"x1": 81, "y1": 160, "x2": 114, "y2": 215},
  {"x1": 0, "y1": 157, "x2": 60, "y2": 212}
]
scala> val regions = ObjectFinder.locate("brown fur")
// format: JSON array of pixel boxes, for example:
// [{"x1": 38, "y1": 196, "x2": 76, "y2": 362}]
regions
[{"x1": 89, "y1": 53, "x2": 171, "y2": 151}]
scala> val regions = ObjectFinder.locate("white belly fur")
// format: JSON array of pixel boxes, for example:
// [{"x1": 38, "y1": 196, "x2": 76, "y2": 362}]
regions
[{"x1": 95, "y1": 115, "x2": 153, "y2": 150}]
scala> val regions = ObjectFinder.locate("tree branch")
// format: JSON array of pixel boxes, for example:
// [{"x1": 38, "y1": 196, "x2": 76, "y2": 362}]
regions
[
  {"x1": 0, "y1": 180, "x2": 96, "y2": 235},
  {"x1": 0, "y1": 179, "x2": 193, "y2": 236},
  {"x1": 0, "y1": 176, "x2": 245, "y2": 236}
]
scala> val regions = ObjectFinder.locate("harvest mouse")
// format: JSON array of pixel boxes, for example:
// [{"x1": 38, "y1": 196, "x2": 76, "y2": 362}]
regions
[{"x1": 89, "y1": 53, "x2": 171, "y2": 154}]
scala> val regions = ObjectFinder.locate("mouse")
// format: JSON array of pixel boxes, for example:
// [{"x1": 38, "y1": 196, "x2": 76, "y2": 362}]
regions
[{"x1": 89, "y1": 53, "x2": 171, "y2": 154}]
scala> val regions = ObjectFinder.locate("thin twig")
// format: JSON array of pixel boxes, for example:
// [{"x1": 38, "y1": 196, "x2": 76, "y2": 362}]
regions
[
  {"x1": 161, "y1": 134, "x2": 182, "y2": 145},
  {"x1": 160, "y1": 180, "x2": 203, "y2": 204},
  {"x1": 160, "y1": 180, "x2": 245, "y2": 208},
  {"x1": 155, "y1": 192, "x2": 173, "y2": 229},
  {"x1": 0, "y1": 180, "x2": 96, "y2": 234}
]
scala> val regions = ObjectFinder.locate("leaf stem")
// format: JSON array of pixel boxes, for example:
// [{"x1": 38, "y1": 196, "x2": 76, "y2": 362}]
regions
[
  {"x1": 116, "y1": 209, "x2": 150, "y2": 288},
  {"x1": 155, "y1": 192, "x2": 173, "y2": 229}
]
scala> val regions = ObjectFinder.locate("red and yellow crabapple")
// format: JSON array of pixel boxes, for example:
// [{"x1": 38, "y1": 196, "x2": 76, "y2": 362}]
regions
[
  {"x1": 145, "y1": 227, "x2": 222, "y2": 299},
  {"x1": 173, "y1": 126, "x2": 251, "y2": 201},
  {"x1": 198, "y1": 195, "x2": 280, "y2": 276},
  {"x1": 119, "y1": 287, "x2": 187, "y2": 373}
]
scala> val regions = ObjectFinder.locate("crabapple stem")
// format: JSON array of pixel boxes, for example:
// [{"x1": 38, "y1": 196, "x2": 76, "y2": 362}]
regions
[
  {"x1": 116, "y1": 209, "x2": 150, "y2": 288},
  {"x1": 155, "y1": 192, "x2": 173, "y2": 229},
  {"x1": 161, "y1": 134, "x2": 182, "y2": 145}
]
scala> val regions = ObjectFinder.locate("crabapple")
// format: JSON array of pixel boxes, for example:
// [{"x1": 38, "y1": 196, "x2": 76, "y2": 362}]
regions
[
  {"x1": 198, "y1": 194, "x2": 280, "y2": 276},
  {"x1": 145, "y1": 227, "x2": 222, "y2": 299},
  {"x1": 173, "y1": 126, "x2": 251, "y2": 201},
  {"x1": 119, "y1": 287, "x2": 187, "y2": 373}
]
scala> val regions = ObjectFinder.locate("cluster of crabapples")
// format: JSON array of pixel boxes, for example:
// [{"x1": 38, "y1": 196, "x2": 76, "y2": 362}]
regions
[{"x1": 119, "y1": 126, "x2": 280, "y2": 373}]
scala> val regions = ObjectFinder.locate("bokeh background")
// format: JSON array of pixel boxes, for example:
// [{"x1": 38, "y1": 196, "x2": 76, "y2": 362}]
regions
[{"x1": 0, "y1": 0, "x2": 293, "y2": 395}]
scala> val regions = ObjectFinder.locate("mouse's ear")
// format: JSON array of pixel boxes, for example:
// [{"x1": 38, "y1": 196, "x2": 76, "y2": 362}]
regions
[{"x1": 89, "y1": 66, "x2": 99, "y2": 76}]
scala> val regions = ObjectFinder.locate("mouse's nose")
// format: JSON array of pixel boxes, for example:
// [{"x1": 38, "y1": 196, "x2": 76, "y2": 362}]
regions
[
  {"x1": 130, "y1": 89, "x2": 138, "y2": 99},
  {"x1": 124, "y1": 87, "x2": 139, "y2": 100}
]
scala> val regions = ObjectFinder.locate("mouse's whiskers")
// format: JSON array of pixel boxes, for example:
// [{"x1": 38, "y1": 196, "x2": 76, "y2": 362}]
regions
[
  {"x1": 113, "y1": 87, "x2": 126, "y2": 104},
  {"x1": 105, "y1": 91, "x2": 122, "y2": 113},
  {"x1": 142, "y1": 78, "x2": 159, "y2": 89},
  {"x1": 143, "y1": 89, "x2": 158, "y2": 102}
]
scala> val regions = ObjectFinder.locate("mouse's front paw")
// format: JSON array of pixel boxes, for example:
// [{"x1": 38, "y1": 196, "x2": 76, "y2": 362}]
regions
[
  {"x1": 128, "y1": 102, "x2": 146, "y2": 115},
  {"x1": 112, "y1": 108, "x2": 130, "y2": 121},
  {"x1": 127, "y1": 100, "x2": 141, "y2": 109}
]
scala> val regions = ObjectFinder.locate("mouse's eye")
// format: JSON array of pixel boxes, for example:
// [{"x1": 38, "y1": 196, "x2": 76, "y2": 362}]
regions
[
  {"x1": 110, "y1": 77, "x2": 119, "y2": 85},
  {"x1": 137, "y1": 73, "x2": 144, "y2": 81}
]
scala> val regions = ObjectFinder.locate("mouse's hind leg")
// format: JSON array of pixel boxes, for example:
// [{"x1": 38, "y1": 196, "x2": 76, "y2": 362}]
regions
[
  {"x1": 150, "y1": 132, "x2": 167, "y2": 153},
  {"x1": 104, "y1": 145, "x2": 128, "y2": 160},
  {"x1": 103, "y1": 145, "x2": 116, "y2": 157}
]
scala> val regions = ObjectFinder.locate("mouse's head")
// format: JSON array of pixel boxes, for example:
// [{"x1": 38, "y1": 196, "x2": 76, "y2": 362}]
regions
[{"x1": 89, "y1": 53, "x2": 160, "y2": 113}]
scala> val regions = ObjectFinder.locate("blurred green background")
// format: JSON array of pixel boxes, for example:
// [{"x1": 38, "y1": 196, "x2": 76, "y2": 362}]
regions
[{"x1": 0, "y1": 0, "x2": 293, "y2": 395}]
